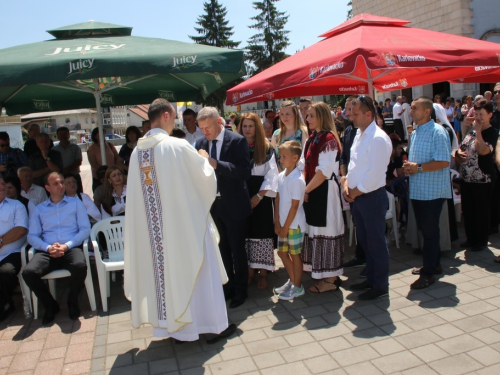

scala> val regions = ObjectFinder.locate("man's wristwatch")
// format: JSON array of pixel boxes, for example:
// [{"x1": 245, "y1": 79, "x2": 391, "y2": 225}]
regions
[
  {"x1": 45, "y1": 157, "x2": 51, "y2": 161},
  {"x1": 256, "y1": 193, "x2": 263, "y2": 201},
  {"x1": 417, "y1": 164, "x2": 423, "y2": 173}
]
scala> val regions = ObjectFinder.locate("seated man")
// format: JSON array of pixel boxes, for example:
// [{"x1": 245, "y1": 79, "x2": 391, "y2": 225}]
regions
[
  {"x1": 0, "y1": 176, "x2": 29, "y2": 322},
  {"x1": 29, "y1": 133, "x2": 63, "y2": 187},
  {"x1": 18, "y1": 166, "x2": 48, "y2": 206},
  {"x1": 386, "y1": 138, "x2": 405, "y2": 187},
  {"x1": 22, "y1": 172, "x2": 90, "y2": 324},
  {"x1": 0, "y1": 131, "x2": 28, "y2": 178}
]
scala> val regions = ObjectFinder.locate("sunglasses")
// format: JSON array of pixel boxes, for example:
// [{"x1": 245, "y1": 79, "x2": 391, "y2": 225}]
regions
[
  {"x1": 0, "y1": 143, "x2": 8, "y2": 148},
  {"x1": 358, "y1": 95, "x2": 376, "y2": 113},
  {"x1": 494, "y1": 90, "x2": 500, "y2": 95}
]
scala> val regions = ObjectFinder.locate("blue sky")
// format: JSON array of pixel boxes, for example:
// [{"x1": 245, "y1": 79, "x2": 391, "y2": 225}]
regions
[{"x1": 0, "y1": 0, "x2": 349, "y2": 54}]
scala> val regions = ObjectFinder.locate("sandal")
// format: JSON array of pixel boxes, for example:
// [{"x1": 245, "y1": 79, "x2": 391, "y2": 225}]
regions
[
  {"x1": 309, "y1": 279, "x2": 340, "y2": 293},
  {"x1": 494, "y1": 255, "x2": 500, "y2": 264},
  {"x1": 410, "y1": 276, "x2": 435, "y2": 290}
]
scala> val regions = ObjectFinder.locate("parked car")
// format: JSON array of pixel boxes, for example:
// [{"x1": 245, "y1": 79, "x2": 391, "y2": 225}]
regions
[{"x1": 104, "y1": 134, "x2": 124, "y2": 140}]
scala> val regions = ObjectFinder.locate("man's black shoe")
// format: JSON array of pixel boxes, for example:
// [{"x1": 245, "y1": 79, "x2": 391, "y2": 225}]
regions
[
  {"x1": 410, "y1": 276, "x2": 435, "y2": 290},
  {"x1": 224, "y1": 291, "x2": 235, "y2": 301},
  {"x1": 206, "y1": 323, "x2": 237, "y2": 344},
  {"x1": 68, "y1": 304, "x2": 80, "y2": 320},
  {"x1": 42, "y1": 303, "x2": 60, "y2": 325},
  {"x1": 460, "y1": 241, "x2": 473, "y2": 248},
  {"x1": 470, "y1": 245, "x2": 488, "y2": 252},
  {"x1": 358, "y1": 288, "x2": 388, "y2": 301},
  {"x1": 343, "y1": 256, "x2": 366, "y2": 268},
  {"x1": 359, "y1": 267, "x2": 367, "y2": 278},
  {"x1": 350, "y1": 280, "x2": 372, "y2": 291},
  {"x1": 0, "y1": 303, "x2": 15, "y2": 323},
  {"x1": 229, "y1": 298, "x2": 245, "y2": 309}
]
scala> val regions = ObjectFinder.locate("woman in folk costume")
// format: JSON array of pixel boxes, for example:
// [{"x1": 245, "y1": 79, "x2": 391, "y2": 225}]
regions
[
  {"x1": 239, "y1": 112, "x2": 279, "y2": 290},
  {"x1": 124, "y1": 98, "x2": 234, "y2": 342},
  {"x1": 301, "y1": 102, "x2": 345, "y2": 293}
]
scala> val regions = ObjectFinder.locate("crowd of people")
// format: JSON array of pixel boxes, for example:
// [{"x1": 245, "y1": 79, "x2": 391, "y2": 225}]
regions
[{"x1": 1, "y1": 87, "x2": 500, "y2": 341}]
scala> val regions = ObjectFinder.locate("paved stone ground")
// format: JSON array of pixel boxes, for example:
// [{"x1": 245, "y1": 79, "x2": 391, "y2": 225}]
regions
[{"x1": 1, "y1": 153, "x2": 500, "y2": 374}]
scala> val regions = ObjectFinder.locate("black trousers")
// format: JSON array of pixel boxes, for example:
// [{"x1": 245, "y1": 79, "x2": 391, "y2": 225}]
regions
[
  {"x1": 22, "y1": 248, "x2": 87, "y2": 309},
  {"x1": 461, "y1": 181, "x2": 492, "y2": 247},
  {"x1": 211, "y1": 199, "x2": 248, "y2": 300},
  {"x1": 349, "y1": 202, "x2": 366, "y2": 261},
  {"x1": 490, "y1": 175, "x2": 500, "y2": 231},
  {"x1": 0, "y1": 253, "x2": 21, "y2": 308},
  {"x1": 393, "y1": 119, "x2": 405, "y2": 141}
]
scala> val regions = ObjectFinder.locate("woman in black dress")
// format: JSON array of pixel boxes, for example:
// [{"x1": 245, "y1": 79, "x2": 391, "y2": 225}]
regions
[{"x1": 239, "y1": 112, "x2": 279, "y2": 290}]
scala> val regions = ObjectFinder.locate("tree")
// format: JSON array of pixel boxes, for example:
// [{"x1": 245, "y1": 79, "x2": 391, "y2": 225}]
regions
[
  {"x1": 189, "y1": 0, "x2": 241, "y2": 113},
  {"x1": 190, "y1": 0, "x2": 240, "y2": 48},
  {"x1": 245, "y1": 0, "x2": 290, "y2": 76}
]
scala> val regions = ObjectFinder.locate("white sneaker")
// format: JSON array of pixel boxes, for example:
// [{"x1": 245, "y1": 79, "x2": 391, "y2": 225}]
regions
[
  {"x1": 273, "y1": 279, "x2": 292, "y2": 295},
  {"x1": 278, "y1": 285, "x2": 305, "y2": 300}
]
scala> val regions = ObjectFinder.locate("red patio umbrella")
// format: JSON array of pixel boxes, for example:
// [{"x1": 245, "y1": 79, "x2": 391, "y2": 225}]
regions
[{"x1": 227, "y1": 14, "x2": 500, "y2": 105}]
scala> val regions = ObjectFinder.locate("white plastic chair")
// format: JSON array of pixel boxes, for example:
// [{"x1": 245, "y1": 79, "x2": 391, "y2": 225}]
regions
[
  {"x1": 450, "y1": 169, "x2": 462, "y2": 222},
  {"x1": 85, "y1": 217, "x2": 125, "y2": 312},
  {"x1": 18, "y1": 242, "x2": 32, "y2": 314},
  {"x1": 348, "y1": 191, "x2": 399, "y2": 248},
  {"x1": 21, "y1": 243, "x2": 96, "y2": 319}
]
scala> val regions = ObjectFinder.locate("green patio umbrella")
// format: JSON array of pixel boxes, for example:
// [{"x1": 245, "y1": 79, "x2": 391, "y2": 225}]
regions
[{"x1": 0, "y1": 21, "x2": 246, "y2": 162}]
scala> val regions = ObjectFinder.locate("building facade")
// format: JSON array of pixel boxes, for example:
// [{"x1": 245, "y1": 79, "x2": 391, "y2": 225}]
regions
[{"x1": 353, "y1": 0, "x2": 500, "y2": 101}]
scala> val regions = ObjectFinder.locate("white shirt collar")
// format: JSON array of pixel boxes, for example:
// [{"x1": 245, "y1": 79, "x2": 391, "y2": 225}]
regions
[{"x1": 214, "y1": 126, "x2": 225, "y2": 144}]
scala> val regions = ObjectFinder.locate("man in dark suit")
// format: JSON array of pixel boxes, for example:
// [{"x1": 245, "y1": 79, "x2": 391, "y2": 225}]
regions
[{"x1": 195, "y1": 107, "x2": 252, "y2": 308}]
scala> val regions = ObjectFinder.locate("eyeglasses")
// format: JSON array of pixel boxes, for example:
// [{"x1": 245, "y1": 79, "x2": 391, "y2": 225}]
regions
[
  {"x1": 0, "y1": 143, "x2": 8, "y2": 148},
  {"x1": 494, "y1": 90, "x2": 500, "y2": 95}
]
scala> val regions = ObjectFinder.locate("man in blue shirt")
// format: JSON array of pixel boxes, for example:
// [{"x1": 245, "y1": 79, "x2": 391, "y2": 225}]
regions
[
  {"x1": 0, "y1": 176, "x2": 28, "y2": 322},
  {"x1": 22, "y1": 171, "x2": 90, "y2": 324},
  {"x1": 404, "y1": 97, "x2": 451, "y2": 290}
]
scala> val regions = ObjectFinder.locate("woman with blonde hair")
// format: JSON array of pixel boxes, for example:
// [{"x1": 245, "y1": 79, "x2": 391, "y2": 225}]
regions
[
  {"x1": 101, "y1": 165, "x2": 127, "y2": 219},
  {"x1": 239, "y1": 112, "x2": 279, "y2": 289},
  {"x1": 301, "y1": 102, "x2": 345, "y2": 293},
  {"x1": 271, "y1": 100, "x2": 308, "y2": 170}
]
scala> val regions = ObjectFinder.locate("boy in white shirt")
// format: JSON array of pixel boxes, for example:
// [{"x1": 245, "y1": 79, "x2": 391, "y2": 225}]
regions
[{"x1": 273, "y1": 141, "x2": 307, "y2": 300}]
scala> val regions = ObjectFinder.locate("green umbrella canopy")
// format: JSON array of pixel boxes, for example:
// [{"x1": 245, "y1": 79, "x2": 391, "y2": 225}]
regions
[{"x1": 0, "y1": 21, "x2": 246, "y2": 115}]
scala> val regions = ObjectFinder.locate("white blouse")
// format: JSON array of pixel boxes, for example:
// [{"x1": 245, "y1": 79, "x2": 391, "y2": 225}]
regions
[{"x1": 252, "y1": 153, "x2": 279, "y2": 198}]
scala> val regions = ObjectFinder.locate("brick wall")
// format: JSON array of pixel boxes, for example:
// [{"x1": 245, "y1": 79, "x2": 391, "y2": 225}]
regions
[{"x1": 352, "y1": 0, "x2": 473, "y2": 37}]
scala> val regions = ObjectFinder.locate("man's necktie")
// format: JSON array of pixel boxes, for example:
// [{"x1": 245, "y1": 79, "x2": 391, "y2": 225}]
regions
[
  {"x1": 211, "y1": 140, "x2": 218, "y2": 160},
  {"x1": 211, "y1": 140, "x2": 219, "y2": 193}
]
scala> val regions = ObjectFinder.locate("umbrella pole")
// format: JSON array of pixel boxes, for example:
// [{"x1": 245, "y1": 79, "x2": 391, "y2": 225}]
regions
[
  {"x1": 367, "y1": 70, "x2": 374, "y2": 99},
  {"x1": 93, "y1": 78, "x2": 107, "y2": 165}
]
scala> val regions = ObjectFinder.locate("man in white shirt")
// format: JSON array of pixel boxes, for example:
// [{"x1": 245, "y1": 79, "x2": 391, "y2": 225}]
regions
[
  {"x1": 182, "y1": 109, "x2": 204, "y2": 146},
  {"x1": 392, "y1": 96, "x2": 406, "y2": 142},
  {"x1": 0, "y1": 176, "x2": 29, "y2": 322},
  {"x1": 341, "y1": 95, "x2": 392, "y2": 300},
  {"x1": 18, "y1": 167, "x2": 47, "y2": 205},
  {"x1": 299, "y1": 98, "x2": 313, "y2": 124}
]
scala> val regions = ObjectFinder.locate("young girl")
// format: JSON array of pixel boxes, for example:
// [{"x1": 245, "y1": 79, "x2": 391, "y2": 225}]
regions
[
  {"x1": 271, "y1": 101, "x2": 308, "y2": 171},
  {"x1": 239, "y1": 113, "x2": 279, "y2": 290},
  {"x1": 301, "y1": 102, "x2": 344, "y2": 293}
]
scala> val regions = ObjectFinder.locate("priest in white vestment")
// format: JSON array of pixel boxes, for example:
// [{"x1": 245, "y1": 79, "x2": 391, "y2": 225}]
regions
[{"x1": 124, "y1": 98, "x2": 234, "y2": 342}]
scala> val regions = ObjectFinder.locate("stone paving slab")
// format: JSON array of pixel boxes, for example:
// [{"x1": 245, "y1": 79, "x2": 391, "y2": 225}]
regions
[{"x1": 1, "y1": 153, "x2": 500, "y2": 374}]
